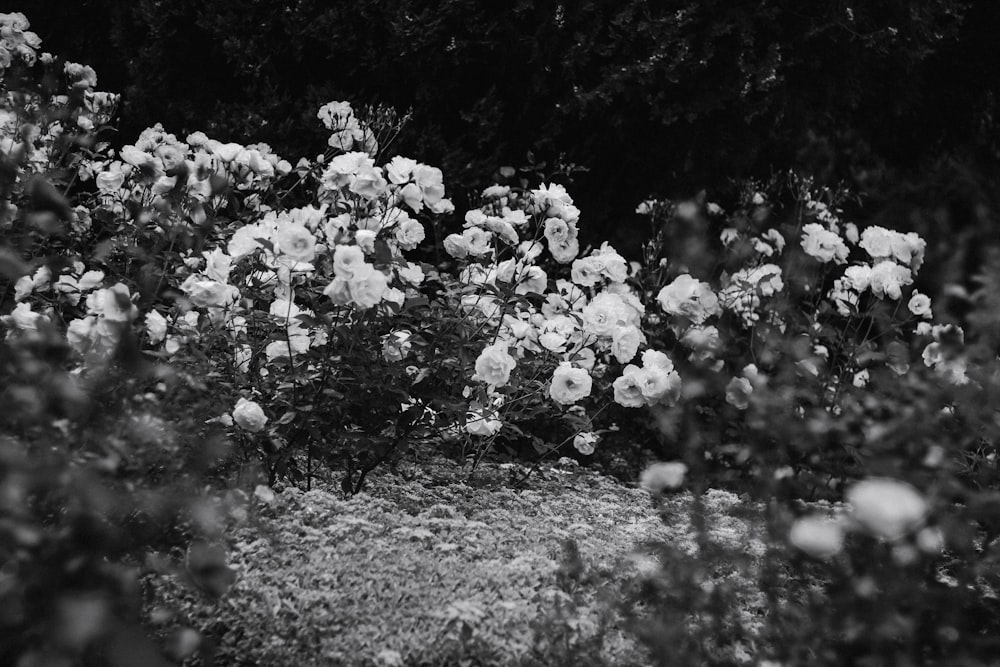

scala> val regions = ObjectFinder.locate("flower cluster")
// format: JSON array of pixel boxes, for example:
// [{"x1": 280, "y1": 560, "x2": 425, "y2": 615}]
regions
[{"x1": 0, "y1": 12, "x2": 41, "y2": 71}]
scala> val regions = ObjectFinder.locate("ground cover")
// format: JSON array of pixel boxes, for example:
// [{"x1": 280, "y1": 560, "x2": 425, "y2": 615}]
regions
[{"x1": 148, "y1": 456, "x2": 774, "y2": 666}]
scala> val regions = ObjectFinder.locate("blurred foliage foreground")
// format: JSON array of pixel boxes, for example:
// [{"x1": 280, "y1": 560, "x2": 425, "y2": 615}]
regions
[{"x1": 2, "y1": 10, "x2": 1000, "y2": 667}]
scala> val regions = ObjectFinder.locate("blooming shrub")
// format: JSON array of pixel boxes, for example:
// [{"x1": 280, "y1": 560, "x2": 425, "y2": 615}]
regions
[{"x1": 4, "y1": 10, "x2": 1000, "y2": 665}]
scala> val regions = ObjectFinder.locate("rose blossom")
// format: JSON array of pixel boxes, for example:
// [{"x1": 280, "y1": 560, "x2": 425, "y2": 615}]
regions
[
  {"x1": 908, "y1": 291, "x2": 932, "y2": 318},
  {"x1": 573, "y1": 432, "x2": 599, "y2": 455},
  {"x1": 473, "y1": 341, "x2": 517, "y2": 388},
  {"x1": 275, "y1": 223, "x2": 316, "y2": 263},
  {"x1": 801, "y1": 223, "x2": 849, "y2": 264},
  {"x1": 657, "y1": 274, "x2": 720, "y2": 324},
  {"x1": 232, "y1": 398, "x2": 268, "y2": 432},
  {"x1": 549, "y1": 364, "x2": 592, "y2": 405}
]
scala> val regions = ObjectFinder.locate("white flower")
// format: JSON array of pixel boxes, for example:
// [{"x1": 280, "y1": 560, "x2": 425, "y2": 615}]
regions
[
  {"x1": 681, "y1": 325, "x2": 720, "y2": 359},
  {"x1": 657, "y1": 274, "x2": 720, "y2": 324},
  {"x1": 386, "y1": 156, "x2": 417, "y2": 185},
  {"x1": 543, "y1": 217, "x2": 576, "y2": 245},
  {"x1": 275, "y1": 222, "x2": 316, "y2": 263},
  {"x1": 397, "y1": 262, "x2": 424, "y2": 286},
  {"x1": 641, "y1": 349, "x2": 674, "y2": 372},
  {"x1": 639, "y1": 462, "x2": 687, "y2": 493},
  {"x1": 347, "y1": 264, "x2": 389, "y2": 309},
  {"x1": 443, "y1": 233, "x2": 469, "y2": 259},
  {"x1": 534, "y1": 183, "x2": 573, "y2": 214},
  {"x1": 333, "y1": 245, "x2": 367, "y2": 279},
  {"x1": 462, "y1": 227, "x2": 493, "y2": 256},
  {"x1": 213, "y1": 142, "x2": 245, "y2": 163},
  {"x1": 514, "y1": 266, "x2": 547, "y2": 295},
  {"x1": 322, "y1": 151, "x2": 374, "y2": 190},
  {"x1": 571, "y1": 256, "x2": 605, "y2": 287},
  {"x1": 801, "y1": 223, "x2": 849, "y2": 264},
  {"x1": 846, "y1": 478, "x2": 927, "y2": 540},
  {"x1": 485, "y1": 217, "x2": 518, "y2": 245},
  {"x1": 581, "y1": 292, "x2": 629, "y2": 338},
  {"x1": 596, "y1": 244, "x2": 629, "y2": 282},
  {"x1": 228, "y1": 223, "x2": 269, "y2": 259},
  {"x1": 14, "y1": 275, "x2": 33, "y2": 301},
  {"x1": 86, "y1": 283, "x2": 136, "y2": 321},
  {"x1": 843, "y1": 264, "x2": 872, "y2": 291},
  {"x1": 908, "y1": 291, "x2": 932, "y2": 318},
  {"x1": 96, "y1": 170, "x2": 124, "y2": 193},
  {"x1": 413, "y1": 164, "x2": 445, "y2": 205},
  {"x1": 473, "y1": 341, "x2": 517, "y2": 388},
  {"x1": 317, "y1": 101, "x2": 354, "y2": 130},
  {"x1": 466, "y1": 407, "x2": 501, "y2": 436},
  {"x1": 611, "y1": 325, "x2": 643, "y2": 364},
  {"x1": 66, "y1": 316, "x2": 95, "y2": 353},
  {"x1": 78, "y1": 270, "x2": 105, "y2": 293},
  {"x1": 573, "y1": 432, "x2": 599, "y2": 455},
  {"x1": 518, "y1": 240, "x2": 544, "y2": 262},
  {"x1": 265, "y1": 335, "x2": 310, "y2": 361},
  {"x1": 859, "y1": 226, "x2": 894, "y2": 259},
  {"x1": 202, "y1": 248, "x2": 233, "y2": 283},
  {"x1": 349, "y1": 165, "x2": 388, "y2": 200},
  {"x1": 145, "y1": 310, "x2": 167, "y2": 344},
  {"x1": 354, "y1": 229, "x2": 376, "y2": 254},
  {"x1": 394, "y1": 218, "x2": 425, "y2": 250},
  {"x1": 180, "y1": 277, "x2": 238, "y2": 308},
  {"x1": 402, "y1": 183, "x2": 428, "y2": 214},
  {"x1": 232, "y1": 398, "x2": 268, "y2": 432},
  {"x1": 549, "y1": 364, "x2": 592, "y2": 405},
  {"x1": 382, "y1": 287, "x2": 405, "y2": 307},
  {"x1": 636, "y1": 365, "x2": 682, "y2": 406},
  {"x1": 869, "y1": 262, "x2": 912, "y2": 300},
  {"x1": 613, "y1": 365, "x2": 646, "y2": 407},
  {"x1": 549, "y1": 237, "x2": 580, "y2": 264},
  {"x1": 464, "y1": 210, "x2": 487, "y2": 228},
  {"x1": 720, "y1": 228, "x2": 739, "y2": 245},
  {"x1": 789, "y1": 515, "x2": 844, "y2": 559},
  {"x1": 725, "y1": 376, "x2": 753, "y2": 410},
  {"x1": 3, "y1": 302, "x2": 44, "y2": 330}
]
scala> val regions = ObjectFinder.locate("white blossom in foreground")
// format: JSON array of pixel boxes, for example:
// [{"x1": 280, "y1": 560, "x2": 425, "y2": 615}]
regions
[
  {"x1": 789, "y1": 515, "x2": 845, "y2": 560},
  {"x1": 640, "y1": 462, "x2": 687, "y2": 494},
  {"x1": 846, "y1": 477, "x2": 927, "y2": 541}
]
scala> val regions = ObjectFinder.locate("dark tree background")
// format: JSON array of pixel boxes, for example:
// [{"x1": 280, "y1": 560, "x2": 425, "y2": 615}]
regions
[{"x1": 27, "y1": 0, "x2": 1000, "y2": 288}]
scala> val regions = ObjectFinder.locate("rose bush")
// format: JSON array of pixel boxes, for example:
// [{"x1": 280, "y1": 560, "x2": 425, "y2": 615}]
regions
[{"x1": 4, "y1": 11, "x2": 1000, "y2": 665}]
